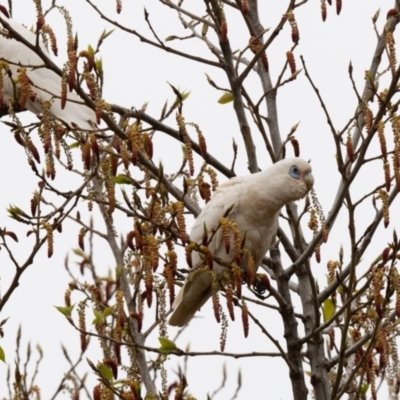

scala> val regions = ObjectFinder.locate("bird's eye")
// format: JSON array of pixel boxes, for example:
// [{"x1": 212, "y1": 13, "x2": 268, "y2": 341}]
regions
[{"x1": 289, "y1": 165, "x2": 300, "y2": 180}]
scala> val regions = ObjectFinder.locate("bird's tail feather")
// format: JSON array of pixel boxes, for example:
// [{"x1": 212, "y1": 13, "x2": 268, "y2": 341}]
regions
[{"x1": 168, "y1": 281, "x2": 213, "y2": 327}]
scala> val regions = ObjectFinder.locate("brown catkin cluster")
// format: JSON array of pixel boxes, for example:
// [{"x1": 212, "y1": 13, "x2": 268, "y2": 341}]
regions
[
  {"x1": 377, "y1": 189, "x2": 390, "y2": 228},
  {"x1": 143, "y1": 168, "x2": 150, "y2": 199},
  {"x1": 127, "y1": 123, "x2": 140, "y2": 166},
  {"x1": 225, "y1": 284, "x2": 235, "y2": 321},
  {"x1": 286, "y1": 10, "x2": 299, "y2": 43},
  {"x1": 377, "y1": 121, "x2": 387, "y2": 161},
  {"x1": 364, "y1": 106, "x2": 373, "y2": 134},
  {"x1": 220, "y1": 310, "x2": 228, "y2": 352},
  {"x1": 308, "y1": 187, "x2": 328, "y2": 260},
  {"x1": 220, "y1": 217, "x2": 231, "y2": 254},
  {"x1": 188, "y1": 122, "x2": 208, "y2": 159},
  {"x1": 241, "y1": 300, "x2": 249, "y2": 338},
  {"x1": 15, "y1": 68, "x2": 36, "y2": 109},
  {"x1": 78, "y1": 228, "x2": 86, "y2": 251},
  {"x1": 392, "y1": 117, "x2": 400, "y2": 190},
  {"x1": 383, "y1": 161, "x2": 391, "y2": 192},
  {"x1": 81, "y1": 140, "x2": 91, "y2": 171},
  {"x1": 372, "y1": 265, "x2": 385, "y2": 318},
  {"x1": 386, "y1": 31, "x2": 397, "y2": 76},
  {"x1": 176, "y1": 113, "x2": 195, "y2": 176},
  {"x1": 41, "y1": 221, "x2": 54, "y2": 258},
  {"x1": 198, "y1": 175, "x2": 211, "y2": 203},
  {"x1": 243, "y1": 249, "x2": 255, "y2": 286},
  {"x1": 116, "y1": 0, "x2": 122, "y2": 13},
  {"x1": 321, "y1": 0, "x2": 327, "y2": 21},
  {"x1": 39, "y1": 100, "x2": 53, "y2": 154},
  {"x1": 232, "y1": 263, "x2": 242, "y2": 299},
  {"x1": 68, "y1": 50, "x2": 77, "y2": 91},
  {"x1": 336, "y1": 0, "x2": 342, "y2": 15},
  {"x1": 185, "y1": 242, "x2": 196, "y2": 268},
  {"x1": 45, "y1": 148, "x2": 55, "y2": 181},
  {"x1": 115, "y1": 289, "x2": 125, "y2": 336},
  {"x1": 0, "y1": 62, "x2": 8, "y2": 105},
  {"x1": 366, "y1": 350, "x2": 377, "y2": 400},
  {"x1": 199, "y1": 245, "x2": 214, "y2": 269},
  {"x1": 78, "y1": 302, "x2": 87, "y2": 352},
  {"x1": 390, "y1": 266, "x2": 400, "y2": 317},
  {"x1": 64, "y1": 287, "x2": 72, "y2": 307},
  {"x1": 164, "y1": 262, "x2": 175, "y2": 307},
  {"x1": 32, "y1": 0, "x2": 44, "y2": 29},
  {"x1": 346, "y1": 132, "x2": 354, "y2": 162},
  {"x1": 61, "y1": 65, "x2": 68, "y2": 110},
  {"x1": 174, "y1": 201, "x2": 187, "y2": 244},
  {"x1": 101, "y1": 156, "x2": 116, "y2": 214},
  {"x1": 229, "y1": 221, "x2": 242, "y2": 265},
  {"x1": 204, "y1": 167, "x2": 219, "y2": 191},
  {"x1": 212, "y1": 291, "x2": 221, "y2": 323},
  {"x1": 42, "y1": 25, "x2": 58, "y2": 55},
  {"x1": 143, "y1": 259, "x2": 153, "y2": 308},
  {"x1": 286, "y1": 51, "x2": 296, "y2": 74},
  {"x1": 79, "y1": 49, "x2": 95, "y2": 73},
  {"x1": 249, "y1": 36, "x2": 268, "y2": 72}
]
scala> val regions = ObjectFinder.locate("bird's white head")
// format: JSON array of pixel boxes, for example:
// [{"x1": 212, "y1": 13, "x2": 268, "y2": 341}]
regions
[{"x1": 265, "y1": 157, "x2": 314, "y2": 204}]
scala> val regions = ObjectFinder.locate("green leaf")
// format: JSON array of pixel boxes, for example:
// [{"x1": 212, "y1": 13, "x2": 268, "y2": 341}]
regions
[
  {"x1": 181, "y1": 91, "x2": 190, "y2": 101},
  {"x1": 7, "y1": 205, "x2": 28, "y2": 218},
  {"x1": 132, "y1": 382, "x2": 141, "y2": 397},
  {"x1": 361, "y1": 383, "x2": 369, "y2": 395},
  {"x1": 69, "y1": 141, "x2": 80, "y2": 149},
  {"x1": 181, "y1": 145, "x2": 187, "y2": 157},
  {"x1": 205, "y1": 73, "x2": 215, "y2": 86},
  {"x1": 322, "y1": 298, "x2": 335, "y2": 322},
  {"x1": 101, "y1": 28, "x2": 115, "y2": 40},
  {"x1": 218, "y1": 92, "x2": 233, "y2": 104},
  {"x1": 92, "y1": 309, "x2": 104, "y2": 324},
  {"x1": 365, "y1": 70, "x2": 373, "y2": 84},
  {"x1": 202, "y1": 21, "x2": 209, "y2": 36},
  {"x1": 72, "y1": 248, "x2": 85, "y2": 257},
  {"x1": 289, "y1": 69, "x2": 302, "y2": 80},
  {"x1": 114, "y1": 175, "x2": 134, "y2": 185},
  {"x1": 372, "y1": 8, "x2": 380, "y2": 23},
  {"x1": 88, "y1": 44, "x2": 95, "y2": 56},
  {"x1": 86, "y1": 358, "x2": 97, "y2": 371},
  {"x1": 115, "y1": 265, "x2": 123, "y2": 279},
  {"x1": 55, "y1": 305, "x2": 74, "y2": 317},
  {"x1": 99, "y1": 364, "x2": 114, "y2": 381},
  {"x1": 103, "y1": 306, "x2": 114, "y2": 317},
  {"x1": 158, "y1": 337, "x2": 176, "y2": 354},
  {"x1": 0, "y1": 346, "x2": 5, "y2": 363},
  {"x1": 93, "y1": 309, "x2": 103, "y2": 319},
  {"x1": 95, "y1": 57, "x2": 103, "y2": 76}
]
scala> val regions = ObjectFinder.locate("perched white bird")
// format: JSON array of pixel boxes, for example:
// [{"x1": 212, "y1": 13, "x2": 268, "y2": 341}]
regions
[
  {"x1": 169, "y1": 157, "x2": 314, "y2": 327},
  {"x1": 0, "y1": 9, "x2": 96, "y2": 129}
]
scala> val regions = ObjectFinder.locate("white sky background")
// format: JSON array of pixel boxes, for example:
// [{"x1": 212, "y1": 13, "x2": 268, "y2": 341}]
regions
[{"x1": 0, "y1": 0, "x2": 399, "y2": 399}]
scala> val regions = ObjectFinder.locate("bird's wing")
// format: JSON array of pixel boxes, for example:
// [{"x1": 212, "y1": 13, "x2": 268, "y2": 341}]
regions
[
  {"x1": 190, "y1": 177, "x2": 242, "y2": 246},
  {"x1": 169, "y1": 177, "x2": 244, "y2": 327},
  {"x1": 0, "y1": 17, "x2": 96, "y2": 129}
]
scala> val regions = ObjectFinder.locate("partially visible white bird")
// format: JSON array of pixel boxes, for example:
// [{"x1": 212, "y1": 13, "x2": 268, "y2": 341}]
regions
[
  {"x1": 169, "y1": 157, "x2": 314, "y2": 327},
  {"x1": 0, "y1": 9, "x2": 96, "y2": 130}
]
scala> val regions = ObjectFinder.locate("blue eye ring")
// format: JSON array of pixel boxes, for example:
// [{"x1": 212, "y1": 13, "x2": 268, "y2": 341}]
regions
[{"x1": 289, "y1": 165, "x2": 300, "y2": 180}]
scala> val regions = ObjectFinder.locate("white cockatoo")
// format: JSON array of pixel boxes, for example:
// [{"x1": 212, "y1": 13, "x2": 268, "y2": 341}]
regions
[
  {"x1": 0, "y1": 8, "x2": 96, "y2": 129},
  {"x1": 169, "y1": 157, "x2": 314, "y2": 327}
]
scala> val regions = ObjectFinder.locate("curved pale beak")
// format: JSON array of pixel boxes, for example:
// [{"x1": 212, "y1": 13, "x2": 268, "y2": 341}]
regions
[{"x1": 304, "y1": 172, "x2": 314, "y2": 189}]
